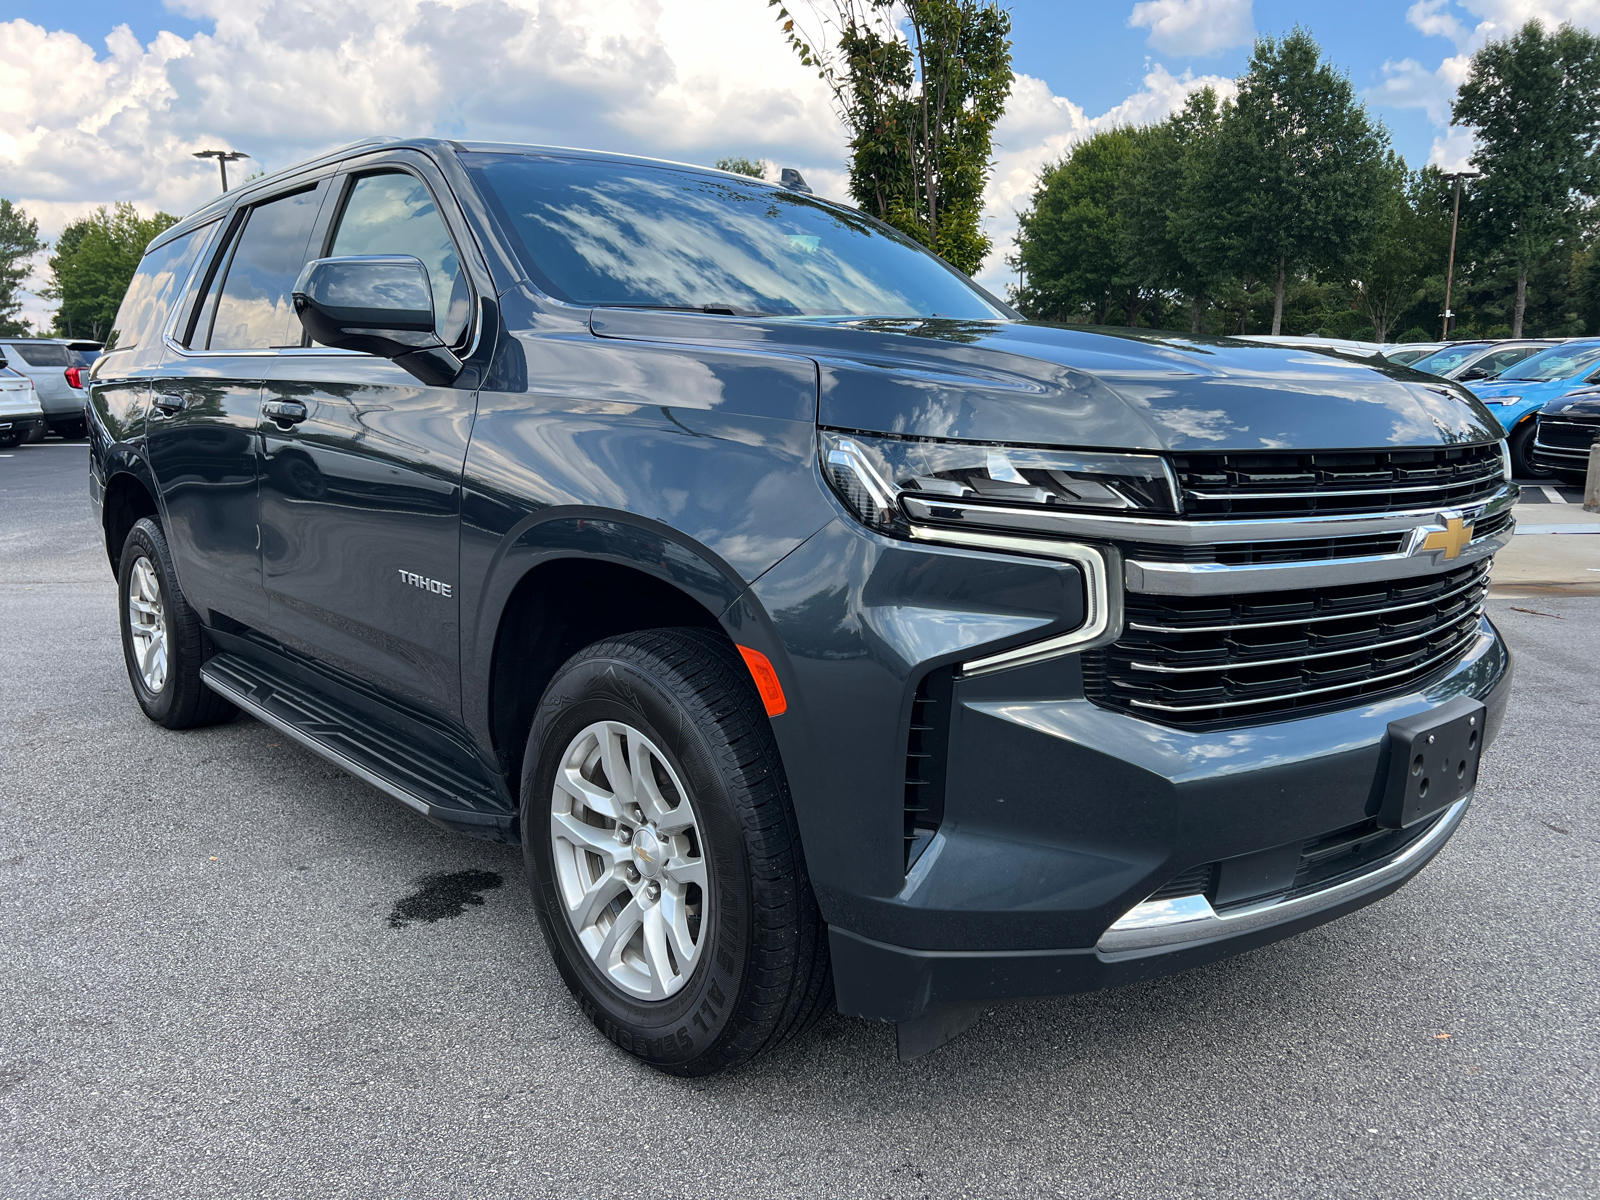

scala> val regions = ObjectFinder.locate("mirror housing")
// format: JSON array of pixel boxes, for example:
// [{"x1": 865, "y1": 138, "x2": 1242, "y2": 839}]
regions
[
  {"x1": 1458, "y1": 366, "x2": 1489, "y2": 381},
  {"x1": 292, "y1": 256, "x2": 462, "y2": 386}
]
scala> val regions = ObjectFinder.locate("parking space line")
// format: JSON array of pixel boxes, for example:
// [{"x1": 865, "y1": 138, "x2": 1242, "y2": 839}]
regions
[{"x1": 1539, "y1": 485, "x2": 1567, "y2": 504}]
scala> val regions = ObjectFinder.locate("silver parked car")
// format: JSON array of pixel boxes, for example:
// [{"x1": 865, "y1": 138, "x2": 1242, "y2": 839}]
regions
[
  {"x1": 1381, "y1": 342, "x2": 1448, "y2": 366},
  {"x1": 1410, "y1": 339, "x2": 1563, "y2": 383},
  {"x1": 0, "y1": 338, "x2": 102, "y2": 438},
  {"x1": 0, "y1": 363, "x2": 47, "y2": 448}
]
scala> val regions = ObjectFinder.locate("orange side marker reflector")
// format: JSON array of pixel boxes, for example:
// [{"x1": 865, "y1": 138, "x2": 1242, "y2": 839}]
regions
[{"x1": 737, "y1": 645, "x2": 787, "y2": 717}]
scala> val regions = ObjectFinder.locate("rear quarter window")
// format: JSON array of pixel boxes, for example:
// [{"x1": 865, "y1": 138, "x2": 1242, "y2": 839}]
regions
[{"x1": 105, "y1": 223, "x2": 216, "y2": 360}]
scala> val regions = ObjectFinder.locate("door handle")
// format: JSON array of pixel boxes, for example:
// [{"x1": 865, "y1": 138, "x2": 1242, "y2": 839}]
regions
[
  {"x1": 263, "y1": 399, "x2": 308, "y2": 426},
  {"x1": 152, "y1": 392, "x2": 188, "y2": 414}
]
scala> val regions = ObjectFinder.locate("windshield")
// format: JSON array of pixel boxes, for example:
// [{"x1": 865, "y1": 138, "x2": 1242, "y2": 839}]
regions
[
  {"x1": 1497, "y1": 342, "x2": 1600, "y2": 382},
  {"x1": 465, "y1": 155, "x2": 1006, "y2": 319},
  {"x1": 1411, "y1": 344, "x2": 1487, "y2": 374}
]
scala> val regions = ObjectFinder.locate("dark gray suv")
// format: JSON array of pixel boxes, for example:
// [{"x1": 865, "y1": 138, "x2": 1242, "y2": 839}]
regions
[{"x1": 89, "y1": 138, "x2": 1514, "y2": 1074}]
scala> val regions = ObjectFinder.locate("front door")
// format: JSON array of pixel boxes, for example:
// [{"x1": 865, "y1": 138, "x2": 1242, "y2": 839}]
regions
[{"x1": 257, "y1": 167, "x2": 479, "y2": 723}]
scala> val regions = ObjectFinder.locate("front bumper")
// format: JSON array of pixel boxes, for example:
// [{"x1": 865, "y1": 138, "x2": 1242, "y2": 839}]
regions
[{"x1": 824, "y1": 621, "x2": 1510, "y2": 1023}]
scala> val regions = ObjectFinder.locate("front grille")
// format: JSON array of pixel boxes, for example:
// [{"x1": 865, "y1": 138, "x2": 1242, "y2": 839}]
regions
[
  {"x1": 1083, "y1": 559, "x2": 1491, "y2": 726},
  {"x1": 1172, "y1": 444, "x2": 1505, "y2": 519},
  {"x1": 1538, "y1": 419, "x2": 1599, "y2": 452},
  {"x1": 1127, "y1": 531, "x2": 1406, "y2": 565}
]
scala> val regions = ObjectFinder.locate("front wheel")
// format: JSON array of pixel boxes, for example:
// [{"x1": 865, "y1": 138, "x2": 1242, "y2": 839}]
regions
[
  {"x1": 521, "y1": 628, "x2": 831, "y2": 1075},
  {"x1": 117, "y1": 518, "x2": 237, "y2": 729},
  {"x1": 1509, "y1": 421, "x2": 1551, "y2": 479}
]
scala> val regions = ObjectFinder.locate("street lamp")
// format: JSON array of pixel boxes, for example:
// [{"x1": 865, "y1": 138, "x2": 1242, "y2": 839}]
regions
[
  {"x1": 1440, "y1": 169, "x2": 1481, "y2": 340},
  {"x1": 192, "y1": 149, "x2": 251, "y2": 193}
]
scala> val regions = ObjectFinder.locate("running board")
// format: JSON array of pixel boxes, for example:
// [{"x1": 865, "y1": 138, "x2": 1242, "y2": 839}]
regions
[{"x1": 200, "y1": 653, "x2": 515, "y2": 842}]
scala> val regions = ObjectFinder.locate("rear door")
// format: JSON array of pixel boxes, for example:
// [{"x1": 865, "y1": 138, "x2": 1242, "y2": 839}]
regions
[
  {"x1": 147, "y1": 182, "x2": 329, "y2": 630},
  {"x1": 257, "y1": 157, "x2": 481, "y2": 722}
]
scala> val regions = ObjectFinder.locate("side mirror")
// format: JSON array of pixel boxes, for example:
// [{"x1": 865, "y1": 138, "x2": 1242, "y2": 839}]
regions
[
  {"x1": 292, "y1": 256, "x2": 461, "y2": 386},
  {"x1": 1458, "y1": 366, "x2": 1489, "y2": 381},
  {"x1": 1587, "y1": 369, "x2": 1600, "y2": 385}
]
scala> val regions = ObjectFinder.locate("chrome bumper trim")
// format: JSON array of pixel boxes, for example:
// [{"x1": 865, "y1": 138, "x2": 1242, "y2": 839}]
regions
[
  {"x1": 901, "y1": 483, "x2": 1516, "y2": 547},
  {"x1": 1532, "y1": 435, "x2": 1591, "y2": 462},
  {"x1": 1096, "y1": 796, "x2": 1470, "y2": 955}
]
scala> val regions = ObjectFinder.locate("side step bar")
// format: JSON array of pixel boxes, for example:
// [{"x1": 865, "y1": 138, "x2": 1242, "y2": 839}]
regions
[{"x1": 200, "y1": 653, "x2": 515, "y2": 842}]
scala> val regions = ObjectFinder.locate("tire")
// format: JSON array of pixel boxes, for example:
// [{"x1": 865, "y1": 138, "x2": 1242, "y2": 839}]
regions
[
  {"x1": 0, "y1": 431, "x2": 21, "y2": 449},
  {"x1": 521, "y1": 627, "x2": 831, "y2": 1075},
  {"x1": 117, "y1": 517, "x2": 237, "y2": 729},
  {"x1": 1509, "y1": 421, "x2": 1550, "y2": 479}
]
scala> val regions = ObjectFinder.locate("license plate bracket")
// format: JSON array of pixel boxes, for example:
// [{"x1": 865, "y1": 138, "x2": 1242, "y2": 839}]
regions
[{"x1": 1379, "y1": 695, "x2": 1485, "y2": 828}]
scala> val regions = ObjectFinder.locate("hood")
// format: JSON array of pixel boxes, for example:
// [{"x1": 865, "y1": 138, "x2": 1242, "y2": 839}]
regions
[
  {"x1": 590, "y1": 311, "x2": 1502, "y2": 451},
  {"x1": 1545, "y1": 390, "x2": 1600, "y2": 420}
]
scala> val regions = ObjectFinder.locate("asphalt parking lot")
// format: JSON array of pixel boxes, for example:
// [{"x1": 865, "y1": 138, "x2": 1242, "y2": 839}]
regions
[{"x1": 2, "y1": 440, "x2": 1597, "y2": 1200}]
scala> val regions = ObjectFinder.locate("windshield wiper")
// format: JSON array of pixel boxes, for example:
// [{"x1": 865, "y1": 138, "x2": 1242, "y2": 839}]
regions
[{"x1": 593, "y1": 302, "x2": 758, "y2": 317}]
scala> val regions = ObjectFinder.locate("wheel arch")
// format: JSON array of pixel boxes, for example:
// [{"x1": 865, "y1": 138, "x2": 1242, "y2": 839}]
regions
[
  {"x1": 101, "y1": 470, "x2": 160, "y2": 576},
  {"x1": 477, "y1": 518, "x2": 749, "y2": 810}
]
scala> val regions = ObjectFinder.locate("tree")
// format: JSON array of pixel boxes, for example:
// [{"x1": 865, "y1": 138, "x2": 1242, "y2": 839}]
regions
[
  {"x1": 0, "y1": 200, "x2": 44, "y2": 337},
  {"x1": 1453, "y1": 21, "x2": 1600, "y2": 337},
  {"x1": 1200, "y1": 29, "x2": 1392, "y2": 334},
  {"x1": 715, "y1": 156, "x2": 767, "y2": 178},
  {"x1": 1350, "y1": 160, "x2": 1425, "y2": 342},
  {"x1": 1013, "y1": 128, "x2": 1153, "y2": 324},
  {"x1": 769, "y1": 0, "x2": 1012, "y2": 274},
  {"x1": 1120, "y1": 88, "x2": 1227, "y2": 333},
  {"x1": 45, "y1": 204, "x2": 177, "y2": 340}
]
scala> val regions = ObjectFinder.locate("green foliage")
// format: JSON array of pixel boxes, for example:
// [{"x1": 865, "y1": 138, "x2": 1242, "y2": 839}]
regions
[
  {"x1": 1197, "y1": 29, "x2": 1393, "y2": 334},
  {"x1": 1452, "y1": 19, "x2": 1600, "y2": 335},
  {"x1": 769, "y1": 0, "x2": 1012, "y2": 274},
  {"x1": 1350, "y1": 161, "x2": 1432, "y2": 341},
  {"x1": 0, "y1": 200, "x2": 44, "y2": 337},
  {"x1": 45, "y1": 204, "x2": 177, "y2": 340},
  {"x1": 715, "y1": 156, "x2": 767, "y2": 178},
  {"x1": 1014, "y1": 128, "x2": 1155, "y2": 325}
]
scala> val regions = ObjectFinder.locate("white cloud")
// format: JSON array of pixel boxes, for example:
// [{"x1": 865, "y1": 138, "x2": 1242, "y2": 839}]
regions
[
  {"x1": 1, "y1": 1, "x2": 1236, "y2": 324},
  {"x1": 0, "y1": 1, "x2": 847, "y2": 328},
  {"x1": 1128, "y1": 0, "x2": 1254, "y2": 57}
]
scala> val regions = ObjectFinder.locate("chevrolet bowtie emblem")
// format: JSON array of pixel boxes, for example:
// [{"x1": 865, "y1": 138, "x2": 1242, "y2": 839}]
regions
[{"x1": 1421, "y1": 516, "x2": 1475, "y2": 560}]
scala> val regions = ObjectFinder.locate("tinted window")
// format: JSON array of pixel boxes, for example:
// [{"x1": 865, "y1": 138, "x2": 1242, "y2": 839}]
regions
[
  {"x1": 467, "y1": 155, "x2": 1005, "y2": 319},
  {"x1": 208, "y1": 188, "x2": 321, "y2": 350},
  {"x1": 1498, "y1": 343, "x2": 1600, "y2": 382},
  {"x1": 4, "y1": 342, "x2": 72, "y2": 367},
  {"x1": 328, "y1": 173, "x2": 469, "y2": 344},
  {"x1": 105, "y1": 224, "x2": 214, "y2": 352},
  {"x1": 1479, "y1": 347, "x2": 1538, "y2": 374}
]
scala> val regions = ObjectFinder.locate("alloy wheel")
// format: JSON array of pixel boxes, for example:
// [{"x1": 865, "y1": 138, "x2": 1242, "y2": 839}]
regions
[
  {"x1": 549, "y1": 720, "x2": 708, "y2": 1000},
  {"x1": 126, "y1": 555, "x2": 170, "y2": 694}
]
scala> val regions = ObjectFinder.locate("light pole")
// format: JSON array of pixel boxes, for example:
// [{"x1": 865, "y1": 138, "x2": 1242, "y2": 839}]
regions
[
  {"x1": 192, "y1": 149, "x2": 251, "y2": 193},
  {"x1": 1440, "y1": 170, "x2": 1480, "y2": 340}
]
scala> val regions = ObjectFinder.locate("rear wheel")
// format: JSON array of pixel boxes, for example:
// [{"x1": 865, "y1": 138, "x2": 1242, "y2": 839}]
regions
[
  {"x1": 0, "y1": 431, "x2": 22, "y2": 449},
  {"x1": 521, "y1": 628, "x2": 831, "y2": 1075},
  {"x1": 117, "y1": 517, "x2": 237, "y2": 729},
  {"x1": 1509, "y1": 421, "x2": 1551, "y2": 479}
]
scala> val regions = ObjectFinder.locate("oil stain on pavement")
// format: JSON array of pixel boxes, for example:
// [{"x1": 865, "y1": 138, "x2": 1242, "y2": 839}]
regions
[{"x1": 388, "y1": 870, "x2": 504, "y2": 929}]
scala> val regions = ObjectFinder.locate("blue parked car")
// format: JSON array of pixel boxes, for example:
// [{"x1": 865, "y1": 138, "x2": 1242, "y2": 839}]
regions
[{"x1": 1468, "y1": 340, "x2": 1600, "y2": 476}]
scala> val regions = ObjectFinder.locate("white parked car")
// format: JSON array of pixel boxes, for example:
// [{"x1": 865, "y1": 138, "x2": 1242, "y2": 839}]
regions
[
  {"x1": 0, "y1": 364, "x2": 47, "y2": 448},
  {"x1": 0, "y1": 338, "x2": 101, "y2": 438}
]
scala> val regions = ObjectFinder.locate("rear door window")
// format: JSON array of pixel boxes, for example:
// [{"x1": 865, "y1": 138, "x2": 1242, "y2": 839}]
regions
[
  {"x1": 326, "y1": 172, "x2": 470, "y2": 345},
  {"x1": 104, "y1": 224, "x2": 215, "y2": 354},
  {"x1": 206, "y1": 188, "x2": 323, "y2": 351}
]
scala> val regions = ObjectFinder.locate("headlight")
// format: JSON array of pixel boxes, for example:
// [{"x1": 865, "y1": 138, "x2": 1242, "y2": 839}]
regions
[
  {"x1": 1486, "y1": 396, "x2": 1519, "y2": 405},
  {"x1": 820, "y1": 430, "x2": 1179, "y2": 535}
]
